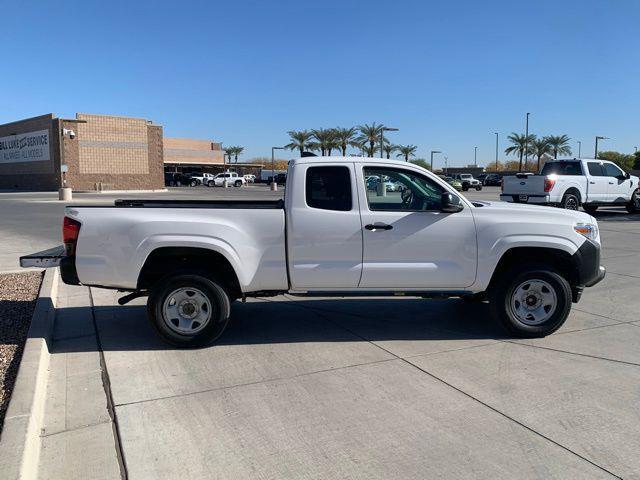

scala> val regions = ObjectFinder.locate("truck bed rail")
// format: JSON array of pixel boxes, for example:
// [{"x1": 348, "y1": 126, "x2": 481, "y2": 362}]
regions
[{"x1": 113, "y1": 199, "x2": 284, "y2": 209}]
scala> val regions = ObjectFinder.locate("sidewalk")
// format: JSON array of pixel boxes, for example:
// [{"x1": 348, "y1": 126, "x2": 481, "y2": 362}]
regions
[{"x1": 36, "y1": 282, "x2": 121, "y2": 479}]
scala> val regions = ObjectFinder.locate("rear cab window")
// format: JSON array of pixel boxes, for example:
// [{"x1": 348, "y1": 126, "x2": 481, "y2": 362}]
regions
[
  {"x1": 541, "y1": 161, "x2": 583, "y2": 176},
  {"x1": 305, "y1": 166, "x2": 352, "y2": 211}
]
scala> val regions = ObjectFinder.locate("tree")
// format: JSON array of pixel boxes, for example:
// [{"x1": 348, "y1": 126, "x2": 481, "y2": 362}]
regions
[
  {"x1": 333, "y1": 127, "x2": 358, "y2": 156},
  {"x1": 531, "y1": 137, "x2": 553, "y2": 171},
  {"x1": 504, "y1": 133, "x2": 535, "y2": 171},
  {"x1": 485, "y1": 161, "x2": 505, "y2": 172},
  {"x1": 504, "y1": 160, "x2": 521, "y2": 171},
  {"x1": 410, "y1": 158, "x2": 431, "y2": 171},
  {"x1": 357, "y1": 123, "x2": 384, "y2": 157},
  {"x1": 597, "y1": 151, "x2": 635, "y2": 171},
  {"x1": 546, "y1": 134, "x2": 572, "y2": 159},
  {"x1": 286, "y1": 130, "x2": 314, "y2": 156},
  {"x1": 396, "y1": 145, "x2": 418, "y2": 161},
  {"x1": 634, "y1": 151, "x2": 640, "y2": 170},
  {"x1": 224, "y1": 146, "x2": 243, "y2": 163},
  {"x1": 383, "y1": 144, "x2": 397, "y2": 159},
  {"x1": 311, "y1": 128, "x2": 335, "y2": 156}
]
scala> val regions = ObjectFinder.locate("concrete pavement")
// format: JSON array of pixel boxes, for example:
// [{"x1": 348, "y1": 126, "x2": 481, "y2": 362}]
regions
[{"x1": 5, "y1": 186, "x2": 640, "y2": 478}]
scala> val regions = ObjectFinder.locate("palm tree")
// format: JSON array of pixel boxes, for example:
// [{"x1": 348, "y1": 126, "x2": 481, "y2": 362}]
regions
[
  {"x1": 531, "y1": 137, "x2": 553, "y2": 171},
  {"x1": 333, "y1": 127, "x2": 358, "y2": 156},
  {"x1": 383, "y1": 144, "x2": 397, "y2": 159},
  {"x1": 396, "y1": 145, "x2": 418, "y2": 162},
  {"x1": 311, "y1": 128, "x2": 335, "y2": 156},
  {"x1": 286, "y1": 130, "x2": 314, "y2": 156},
  {"x1": 225, "y1": 146, "x2": 243, "y2": 163},
  {"x1": 504, "y1": 133, "x2": 535, "y2": 171},
  {"x1": 546, "y1": 134, "x2": 572, "y2": 159},
  {"x1": 357, "y1": 123, "x2": 384, "y2": 157}
]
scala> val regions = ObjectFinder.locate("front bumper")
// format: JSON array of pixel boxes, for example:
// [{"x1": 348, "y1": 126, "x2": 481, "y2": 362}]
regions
[{"x1": 585, "y1": 265, "x2": 606, "y2": 287}]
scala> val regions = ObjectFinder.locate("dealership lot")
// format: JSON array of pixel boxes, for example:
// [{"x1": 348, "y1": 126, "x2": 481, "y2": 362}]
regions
[{"x1": 3, "y1": 186, "x2": 640, "y2": 478}]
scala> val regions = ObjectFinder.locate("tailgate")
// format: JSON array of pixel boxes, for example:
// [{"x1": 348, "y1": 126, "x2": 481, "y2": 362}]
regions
[
  {"x1": 20, "y1": 245, "x2": 66, "y2": 268},
  {"x1": 502, "y1": 175, "x2": 546, "y2": 195}
]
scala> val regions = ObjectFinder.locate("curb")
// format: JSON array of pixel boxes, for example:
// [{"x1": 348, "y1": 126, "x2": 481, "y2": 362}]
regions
[{"x1": 0, "y1": 268, "x2": 58, "y2": 479}]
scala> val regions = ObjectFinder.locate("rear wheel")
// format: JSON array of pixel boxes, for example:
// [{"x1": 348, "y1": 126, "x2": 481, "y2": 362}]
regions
[
  {"x1": 462, "y1": 184, "x2": 469, "y2": 191},
  {"x1": 583, "y1": 204, "x2": 599, "y2": 214},
  {"x1": 190, "y1": 180, "x2": 198, "y2": 187},
  {"x1": 148, "y1": 274, "x2": 231, "y2": 347},
  {"x1": 561, "y1": 192, "x2": 580, "y2": 210},
  {"x1": 207, "y1": 180, "x2": 215, "y2": 187},
  {"x1": 489, "y1": 267, "x2": 571, "y2": 338},
  {"x1": 626, "y1": 189, "x2": 640, "y2": 214},
  {"x1": 234, "y1": 180, "x2": 242, "y2": 187},
  {"x1": 475, "y1": 185, "x2": 482, "y2": 191}
]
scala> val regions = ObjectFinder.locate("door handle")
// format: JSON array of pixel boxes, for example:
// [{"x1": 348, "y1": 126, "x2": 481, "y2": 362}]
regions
[
  {"x1": 609, "y1": 182, "x2": 615, "y2": 185},
  {"x1": 365, "y1": 223, "x2": 393, "y2": 231},
  {"x1": 589, "y1": 181, "x2": 595, "y2": 184}
]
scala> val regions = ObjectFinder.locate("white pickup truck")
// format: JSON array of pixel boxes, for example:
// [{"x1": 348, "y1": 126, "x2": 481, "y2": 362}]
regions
[
  {"x1": 22, "y1": 156, "x2": 605, "y2": 347},
  {"x1": 501, "y1": 158, "x2": 640, "y2": 213}
]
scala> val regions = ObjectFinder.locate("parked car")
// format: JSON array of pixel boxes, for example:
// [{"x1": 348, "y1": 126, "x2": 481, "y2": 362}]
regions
[
  {"x1": 500, "y1": 159, "x2": 640, "y2": 212},
  {"x1": 243, "y1": 174, "x2": 256, "y2": 183},
  {"x1": 483, "y1": 173, "x2": 503, "y2": 186},
  {"x1": 186, "y1": 172, "x2": 215, "y2": 186},
  {"x1": 165, "y1": 172, "x2": 198, "y2": 187},
  {"x1": 451, "y1": 173, "x2": 482, "y2": 191},
  {"x1": 439, "y1": 175, "x2": 463, "y2": 191},
  {"x1": 476, "y1": 174, "x2": 488, "y2": 184},
  {"x1": 268, "y1": 173, "x2": 287, "y2": 185},
  {"x1": 24, "y1": 156, "x2": 605, "y2": 347},
  {"x1": 207, "y1": 172, "x2": 246, "y2": 187},
  {"x1": 181, "y1": 173, "x2": 202, "y2": 187}
]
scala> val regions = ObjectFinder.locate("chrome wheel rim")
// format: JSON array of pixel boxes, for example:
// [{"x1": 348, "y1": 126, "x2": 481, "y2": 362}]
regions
[
  {"x1": 509, "y1": 279, "x2": 557, "y2": 326},
  {"x1": 564, "y1": 197, "x2": 578, "y2": 210},
  {"x1": 162, "y1": 287, "x2": 212, "y2": 334}
]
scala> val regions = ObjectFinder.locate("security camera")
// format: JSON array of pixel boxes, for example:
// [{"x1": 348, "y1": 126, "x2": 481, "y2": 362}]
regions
[{"x1": 62, "y1": 128, "x2": 76, "y2": 139}]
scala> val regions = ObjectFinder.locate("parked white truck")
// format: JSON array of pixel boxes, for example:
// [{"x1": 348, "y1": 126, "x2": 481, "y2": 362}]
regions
[
  {"x1": 22, "y1": 157, "x2": 605, "y2": 346},
  {"x1": 501, "y1": 158, "x2": 640, "y2": 213}
]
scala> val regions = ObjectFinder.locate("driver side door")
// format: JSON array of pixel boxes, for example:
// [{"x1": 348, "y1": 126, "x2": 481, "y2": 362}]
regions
[{"x1": 357, "y1": 165, "x2": 477, "y2": 289}]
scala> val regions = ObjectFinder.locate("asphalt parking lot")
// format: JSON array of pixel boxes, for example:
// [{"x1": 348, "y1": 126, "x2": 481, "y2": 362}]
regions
[{"x1": 4, "y1": 185, "x2": 640, "y2": 478}]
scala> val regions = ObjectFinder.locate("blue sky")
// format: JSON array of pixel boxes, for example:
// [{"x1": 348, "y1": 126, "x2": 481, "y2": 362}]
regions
[{"x1": 2, "y1": 0, "x2": 638, "y2": 167}]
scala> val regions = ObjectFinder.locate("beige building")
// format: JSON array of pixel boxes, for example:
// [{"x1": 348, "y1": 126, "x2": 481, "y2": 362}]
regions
[{"x1": 163, "y1": 137, "x2": 224, "y2": 173}]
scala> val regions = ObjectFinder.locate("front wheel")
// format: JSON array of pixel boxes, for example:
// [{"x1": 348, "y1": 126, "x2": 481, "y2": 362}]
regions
[
  {"x1": 475, "y1": 185, "x2": 482, "y2": 191},
  {"x1": 462, "y1": 184, "x2": 469, "y2": 191},
  {"x1": 234, "y1": 180, "x2": 242, "y2": 187},
  {"x1": 190, "y1": 180, "x2": 198, "y2": 187},
  {"x1": 148, "y1": 274, "x2": 231, "y2": 347},
  {"x1": 207, "y1": 180, "x2": 215, "y2": 187},
  {"x1": 561, "y1": 192, "x2": 580, "y2": 210},
  {"x1": 626, "y1": 189, "x2": 640, "y2": 214},
  {"x1": 489, "y1": 268, "x2": 571, "y2": 338}
]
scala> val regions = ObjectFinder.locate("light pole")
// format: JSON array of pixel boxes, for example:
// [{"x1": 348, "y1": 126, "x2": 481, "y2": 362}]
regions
[
  {"x1": 59, "y1": 127, "x2": 75, "y2": 200},
  {"x1": 494, "y1": 132, "x2": 499, "y2": 171},
  {"x1": 634, "y1": 146, "x2": 638, "y2": 153},
  {"x1": 430, "y1": 150, "x2": 441, "y2": 171},
  {"x1": 380, "y1": 127, "x2": 399, "y2": 158},
  {"x1": 577, "y1": 141, "x2": 581, "y2": 158},
  {"x1": 474, "y1": 146, "x2": 478, "y2": 167},
  {"x1": 594, "y1": 136, "x2": 608, "y2": 159},
  {"x1": 524, "y1": 112, "x2": 530, "y2": 171},
  {"x1": 444, "y1": 156, "x2": 448, "y2": 174},
  {"x1": 271, "y1": 146, "x2": 286, "y2": 191}
]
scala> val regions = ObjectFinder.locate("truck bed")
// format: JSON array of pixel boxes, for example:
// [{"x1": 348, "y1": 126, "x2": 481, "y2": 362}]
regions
[{"x1": 112, "y1": 199, "x2": 284, "y2": 209}]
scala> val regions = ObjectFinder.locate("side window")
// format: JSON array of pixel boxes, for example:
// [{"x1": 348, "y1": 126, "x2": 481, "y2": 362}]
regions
[
  {"x1": 305, "y1": 166, "x2": 352, "y2": 211},
  {"x1": 364, "y1": 167, "x2": 445, "y2": 211},
  {"x1": 587, "y1": 162, "x2": 604, "y2": 176},
  {"x1": 604, "y1": 163, "x2": 624, "y2": 177}
]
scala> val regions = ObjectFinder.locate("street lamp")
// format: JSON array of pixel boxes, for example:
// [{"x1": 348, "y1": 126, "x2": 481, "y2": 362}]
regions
[
  {"x1": 524, "y1": 112, "x2": 530, "y2": 170},
  {"x1": 594, "y1": 136, "x2": 608, "y2": 159},
  {"x1": 443, "y1": 156, "x2": 448, "y2": 174},
  {"x1": 494, "y1": 132, "x2": 499, "y2": 171},
  {"x1": 474, "y1": 146, "x2": 478, "y2": 167},
  {"x1": 577, "y1": 141, "x2": 581, "y2": 158},
  {"x1": 380, "y1": 127, "x2": 399, "y2": 158},
  {"x1": 430, "y1": 150, "x2": 441, "y2": 171},
  {"x1": 271, "y1": 146, "x2": 286, "y2": 191}
]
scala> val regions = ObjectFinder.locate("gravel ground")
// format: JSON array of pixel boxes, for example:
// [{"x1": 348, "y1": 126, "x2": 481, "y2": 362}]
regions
[{"x1": 0, "y1": 271, "x2": 43, "y2": 430}]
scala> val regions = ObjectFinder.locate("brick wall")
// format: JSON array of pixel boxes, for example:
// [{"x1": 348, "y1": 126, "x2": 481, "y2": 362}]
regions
[
  {"x1": 0, "y1": 114, "x2": 59, "y2": 190},
  {"x1": 163, "y1": 137, "x2": 223, "y2": 166}
]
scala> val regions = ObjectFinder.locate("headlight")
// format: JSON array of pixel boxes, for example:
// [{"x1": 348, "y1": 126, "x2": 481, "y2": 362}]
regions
[{"x1": 574, "y1": 223, "x2": 599, "y2": 242}]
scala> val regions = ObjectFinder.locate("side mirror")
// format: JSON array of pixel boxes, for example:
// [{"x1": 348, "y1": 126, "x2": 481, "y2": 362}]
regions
[
  {"x1": 440, "y1": 192, "x2": 464, "y2": 213},
  {"x1": 617, "y1": 173, "x2": 630, "y2": 181}
]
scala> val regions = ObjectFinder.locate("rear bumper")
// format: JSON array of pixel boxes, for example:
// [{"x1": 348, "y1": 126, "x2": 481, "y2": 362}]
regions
[{"x1": 499, "y1": 194, "x2": 550, "y2": 204}]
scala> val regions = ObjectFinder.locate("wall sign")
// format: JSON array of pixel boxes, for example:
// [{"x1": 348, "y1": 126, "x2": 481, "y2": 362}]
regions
[{"x1": 0, "y1": 129, "x2": 50, "y2": 163}]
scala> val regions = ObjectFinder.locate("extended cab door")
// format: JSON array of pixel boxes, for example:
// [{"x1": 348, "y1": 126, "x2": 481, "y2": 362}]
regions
[
  {"x1": 356, "y1": 165, "x2": 477, "y2": 289},
  {"x1": 602, "y1": 162, "x2": 633, "y2": 201},
  {"x1": 586, "y1": 161, "x2": 609, "y2": 202},
  {"x1": 286, "y1": 163, "x2": 363, "y2": 289}
]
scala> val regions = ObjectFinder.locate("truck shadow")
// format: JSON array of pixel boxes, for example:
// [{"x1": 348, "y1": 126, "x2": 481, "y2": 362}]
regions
[{"x1": 51, "y1": 298, "x2": 510, "y2": 353}]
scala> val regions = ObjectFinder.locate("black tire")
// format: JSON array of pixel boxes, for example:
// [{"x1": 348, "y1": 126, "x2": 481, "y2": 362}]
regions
[
  {"x1": 190, "y1": 180, "x2": 198, "y2": 187},
  {"x1": 462, "y1": 184, "x2": 469, "y2": 191},
  {"x1": 626, "y1": 189, "x2": 640, "y2": 214},
  {"x1": 583, "y1": 204, "x2": 599, "y2": 214},
  {"x1": 147, "y1": 274, "x2": 231, "y2": 347},
  {"x1": 207, "y1": 180, "x2": 215, "y2": 187},
  {"x1": 489, "y1": 267, "x2": 572, "y2": 338},
  {"x1": 234, "y1": 180, "x2": 242, "y2": 187},
  {"x1": 561, "y1": 192, "x2": 580, "y2": 210},
  {"x1": 475, "y1": 185, "x2": 482, "y2": 191}
]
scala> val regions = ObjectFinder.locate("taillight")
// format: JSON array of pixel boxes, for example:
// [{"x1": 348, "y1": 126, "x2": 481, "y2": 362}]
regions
[
  {"x1": 63, "y1": 217, "x2": 81, "y2": 256},
  {"x1": 544, "y1": 178, "x2": 556, "y2": 192}
]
